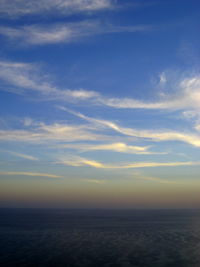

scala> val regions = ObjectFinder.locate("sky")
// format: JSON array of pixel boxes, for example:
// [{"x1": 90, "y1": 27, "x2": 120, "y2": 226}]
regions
[{"x1": 0, "y1": 0, "x2": 200, "y2": 209}]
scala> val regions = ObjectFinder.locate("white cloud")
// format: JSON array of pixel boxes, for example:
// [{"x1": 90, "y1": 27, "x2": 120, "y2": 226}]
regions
[
  {"x1": 0, "y1": 60, "x2": 99, "y2": 100},
  {"x1": 2, "y1": 150, "x2": 38, "y2": 161},
  {"x1": 0, "y1": 25, "x2": 73, "y2": 45},
  {"x1": 61, "y1": 156, "x2": 199, "y2": 169},
  {"x1": 0, "y1": 0, "x2": 113, "y2": 18},
  {"x1": 0, "y1": 171, "x2": 61, "y2": 178},
  {"x1": 122, "y1": 161, "x2": 198, "y2": 169},
  {"x1": 1, "y1": 60, "x2": 199, "y2": 116},
  {"x1": 61, "y1": 108, "x2": 200, "y2": 147},
  {"x1": 182, "y1": 110, "x2": 199, "y2": 119},
  {"x1": 0, "y1": 22, "x2": 97, "y2": 45},
  {"x1": 60, "y1": 142, "x2": 166, "y2": 155},
  {"x1": 0, "y1": 121, "x2": 107, "y2": 144},
  {"x1": 83, "y1": 178, "x2": 106, "y2": 184},
  {"x1": 0, "y1": 21, "x2": 151, "y2": 45},
  {"x1": 23, "y1": 117, "x2": 34, "y2": 127},
  {"x1": 62, "y1": 157, "x2": 105, "y2": 168},
  {"x1": 98, "y1": 76, "x2": 200, "y2": 110},
  {"x1": 1, "y1": 60, "x2": 200, "y2": 152},
  {"x1": 0, "y1": 61, "x2": 56, "y2": 94},
  {"x1": 195, "y1": 124, "x2": 200, "y2": 132},
  {"x1": 159, "y1": 72, "x2": 167, "y2": 86}
]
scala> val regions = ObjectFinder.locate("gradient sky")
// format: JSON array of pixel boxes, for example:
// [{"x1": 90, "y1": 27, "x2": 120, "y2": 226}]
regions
[{"x1": 0, "y1": 0, "x2": 200, "y2": 209}]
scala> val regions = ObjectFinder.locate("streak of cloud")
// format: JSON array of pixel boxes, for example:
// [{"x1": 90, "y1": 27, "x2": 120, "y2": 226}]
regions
[
  {"x1": 0, "y1": 61, "x2": 99, "y2": 100},
  {"x1": 0, "y1": 22, "x2": 151, "y2": 45},
  {"x1": 1, "y1": 61, "x2": 200, "y2": 115},
  {"x1": 135, "y1": 174, "x2": 180, "y2": 184},
  {"x1": 59, "y1": 142, "x2": 166, "y2": 155},
  {"x1": 0, "y1": 171, "x2": 62, "y2": 178},
  {"x1": 60, "y1": 108, "x2": 200, "y2": 147},
  {"x1": 1, "y1": 150, "x2": 38, "y2": 161},
  {"x1": 83, "y1": 178, "x2": 106, "y2": 184},
  {"x1": 61, "y1": 156, "x2": 199, "y2": 169},
  {"x1": 0, "y1": 122, "x2": 106, "y2": 143},
  {"x1": 0, "y1": 0, "x2": 113, "y2": 18}
]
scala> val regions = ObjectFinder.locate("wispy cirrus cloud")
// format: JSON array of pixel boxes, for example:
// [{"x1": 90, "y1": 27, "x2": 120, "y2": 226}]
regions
[
  {"x1": 60, "y1": 156, "x2": 199, "y2": 169},
  {"x1": 98, "y1": 75, "x2": 200, "y2": 111},
  {"x1": 1, "y1": 61, "x2": 200, "y2": 148},
  {"x1": 83, "y1": 175, "x2": 177, "y2": 185},
  {"x1": 83, "y1": 178, "x2": 106, "y2": 184},
  {"x1": 0, "y1": 61, "x2": 57, "y2": 94},
  {"x1": 0, "y1": 60, "x2": 99, "y2": 100},
  {"x1": 62, "y1": 157, "x2": 105, "y2": 168},
  {"x1": 0, "y1": 0, "x2": 113, "y2": 18},
  {"x1": 60, "y1": 108, "x2": 200, "y2": 147},
  {"x1": 0, "y1": 122, "x2": 106, "y2": 143},
  {"x1": 0, "y1": 21, "x2": 151, "y2": 46},
  {"x1": 1, "y1": 150, "x2": 38, "y2": 161},
  {"x1": 1, "y1": 60, "x2": 200, "y2": 115},
  {"x1": 0, "y1": 171, "x2": 61, "y2": 178},
  {"x1": 195, "y1": 124, "x2": 200, "y2": 132},
  {"x1": 135, "y1": 174, "x2": 179, "y2": 184},
  {"x1": 59, "y1": 142, "x2": 166, "y2": 155}
]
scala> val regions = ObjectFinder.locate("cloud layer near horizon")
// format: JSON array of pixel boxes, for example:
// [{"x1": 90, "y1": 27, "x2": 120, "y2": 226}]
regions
[{"x1": 0, "y1": 171, "x2": 61, "y2": 178}]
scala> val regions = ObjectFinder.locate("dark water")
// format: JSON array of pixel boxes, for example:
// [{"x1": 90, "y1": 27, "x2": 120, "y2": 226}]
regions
[{"x1": 0, "y1": 209, "x2": 200, "y2": 267}]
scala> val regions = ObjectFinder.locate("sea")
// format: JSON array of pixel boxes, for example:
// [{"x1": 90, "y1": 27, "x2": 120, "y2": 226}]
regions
[{"x1": 0, "y1": 208, "x2": 200, "y2": 267}]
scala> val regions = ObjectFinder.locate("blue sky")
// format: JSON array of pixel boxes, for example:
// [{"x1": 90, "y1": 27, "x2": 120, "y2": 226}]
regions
[{"x1": 0, "y1": 0, "x2": 200, "y2": 208}]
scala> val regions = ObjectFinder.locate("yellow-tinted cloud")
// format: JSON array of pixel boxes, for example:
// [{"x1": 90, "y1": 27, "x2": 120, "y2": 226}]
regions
[
  {"x1": 60, "y1": 142, "x2": 164, "y2": 154},
  {"x1": 61, "y1": 156, "x2": 200, "y2": 169},
  {"x1": 0, "y1": 122, "x2": 106, "y2": 143},
  {"x1": 83, "y1": 179, "x2": 106, "y2": 184},
  {"x1": 0, "y1": 171, "x2": 62, "y2": 178},
  {"x1": 62, "y1": 158, "x2": 104, "y2": 168},
  {"x1": 2, "y1": 150, "x2": 38, "y2": 161},
  {"x1": 64, "y1": 108, "x2": 200, "y2": 147}
]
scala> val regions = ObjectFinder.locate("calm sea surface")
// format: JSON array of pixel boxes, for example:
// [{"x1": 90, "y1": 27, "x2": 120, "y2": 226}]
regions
[{"x1": 0, "y1": 209, "x2": 200, "y2": 267}]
